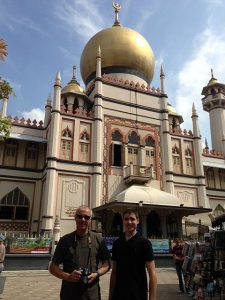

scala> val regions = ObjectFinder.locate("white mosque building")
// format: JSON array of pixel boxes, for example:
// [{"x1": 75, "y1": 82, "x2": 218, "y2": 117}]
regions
[{"x1": 0, "y1": 4, "x2": 224, "y2": 239}]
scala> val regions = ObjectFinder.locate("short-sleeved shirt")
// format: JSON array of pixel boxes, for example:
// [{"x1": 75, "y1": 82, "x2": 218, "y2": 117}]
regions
[
  {"x1": 112, "y1": 232, "x2": 154, "y2": 300},
  {"x1": 52, "y1": 231, "x2": 110, "y2": 300}
]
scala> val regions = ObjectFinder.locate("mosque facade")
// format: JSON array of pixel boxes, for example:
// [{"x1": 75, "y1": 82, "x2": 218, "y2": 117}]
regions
[{"x1": 0, "y1": 4, "x2": 225, "y2": 238}]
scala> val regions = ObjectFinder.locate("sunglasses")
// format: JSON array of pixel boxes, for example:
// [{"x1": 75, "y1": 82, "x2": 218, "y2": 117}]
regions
[{"x1": 76, "y1": 214, "x2": 91, "y2": 221}]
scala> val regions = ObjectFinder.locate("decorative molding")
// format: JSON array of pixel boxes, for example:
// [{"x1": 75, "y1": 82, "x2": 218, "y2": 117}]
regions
[{"x1": 61, "y1": 179, "x2": 85, "y2": 219}]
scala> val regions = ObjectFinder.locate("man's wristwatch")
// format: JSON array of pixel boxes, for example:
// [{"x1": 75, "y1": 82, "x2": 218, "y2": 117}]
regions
[{"x1": 96, "y1": 270, "x2": 101, "y2": 278}]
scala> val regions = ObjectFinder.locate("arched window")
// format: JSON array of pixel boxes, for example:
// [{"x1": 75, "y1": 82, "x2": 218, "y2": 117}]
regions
[
  {"x1": 111, "y1": 130, "x2": 123, "y2": 167},
  {"x1": 219, "y1": 169, "x2": 225, "y2": 189},
  {"x1": 172, "y1": 144, "x2": 181, "y2": 173},
  {"x1": 213, "y1": 204, "x2": 225, "y2": 217},
  {"x1": 61, "y1": 126, "x2": 72, "y2": 160},
  {"x1": 128, "y1": 131, "x2": 140, "y2": 145},
  {"x1": 145, "y1": 136, "x2": 155, "y2": 168},
  {"x1": 80, "y1": 130, "x2": 89, "y2": 141},
  {"x1": 4, "y1": 139, "x2": 18, "y2": 166},
  {"x1": 112, "y1": 130, "x2": 122, "y2": 142},
  {"x1": 25, "y1": 142, "x2": 38, "y2": 169},
  {"x1": 128, "y1": 131, "x2": 140, "y2": 165},
  {"x1": 206, "y1": 168, "x2": 215, "y2": 188},
  {"x1": 0, "y1": 188, "x2": 29, "y2": 220},
  {"x1": 79, "y1": 130, "x2": 90, "y2": 162},
  {"x1": 185, "y1": 146, "x2": 194, "y2": 175},
  {"x1": 62, "y1": 127, "x2": 72, "y2": 138}
]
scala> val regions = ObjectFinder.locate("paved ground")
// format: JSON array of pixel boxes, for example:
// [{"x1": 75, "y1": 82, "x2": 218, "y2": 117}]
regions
[{"x1": 0, "y1": 267, "x2": 192, "y2": 300}]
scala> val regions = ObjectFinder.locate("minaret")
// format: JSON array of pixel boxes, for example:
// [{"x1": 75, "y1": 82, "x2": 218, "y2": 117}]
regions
[
  {"x1": 44, "y1": 94, "x2": 52, "y2": 127},
  {"x1": 201, "y1": 70, "x2": 225, "y2": 153},
  {"x1": 191, "y1": 103, "x2": 209, "y2": 207},
  {"x1": 41, "y1": 72, "x2": 62, "y2": 233},
  {"x1": 160, "y1": 66, "x2": 174, "y2": 193},
  {"x1": 92, "y1": 46, "x2": 103, "y2": 208}
]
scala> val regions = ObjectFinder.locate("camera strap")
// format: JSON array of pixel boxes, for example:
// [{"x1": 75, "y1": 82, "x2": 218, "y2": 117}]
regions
[{"x1": 74, "y1": 231, "x2": 92, "y2": 272}]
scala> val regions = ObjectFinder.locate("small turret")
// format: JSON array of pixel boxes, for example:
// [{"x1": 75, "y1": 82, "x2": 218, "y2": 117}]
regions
[
  {"x1": 201, "y1": 70, "x2": 225, "y2": 153},
  {"x1": 160, "y1": 65, "x2": 166, "y2": 95},
  {"x1": 44, "y1": 94, "x2": 52, "y2": 127}
]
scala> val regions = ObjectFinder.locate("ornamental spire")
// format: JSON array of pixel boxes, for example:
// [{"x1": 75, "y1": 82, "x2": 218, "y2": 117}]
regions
[
  {"x1": 112, "y1": 2, "x2": 121, "y2": 26},
  {"x1": 72, "y1": 65, "x2": 76, "y2": 80}
]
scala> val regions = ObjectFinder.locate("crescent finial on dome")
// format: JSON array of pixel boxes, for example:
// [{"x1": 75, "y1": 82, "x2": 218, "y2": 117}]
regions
[
  {"x1": 112, "y1": 2, "x2": 121, "y2": 26},
  {"x1": 72, "y1": 65, "x2": 76, "y2": 80}
]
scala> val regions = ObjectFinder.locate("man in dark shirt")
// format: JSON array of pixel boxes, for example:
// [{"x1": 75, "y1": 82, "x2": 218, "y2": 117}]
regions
[
  {"x1": 109, "y1": 208, "x2": 157, "y2": 300},
  {"x1": 49, "y1": 205, "x2": 110, "y2": 300}
]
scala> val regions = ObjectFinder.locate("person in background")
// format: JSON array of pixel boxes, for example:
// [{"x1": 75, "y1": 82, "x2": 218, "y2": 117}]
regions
[
  {"x1": 172, "y1": 239, "x2": 185, "y2": 293},
  {"x1": 0, "y1": 234, "x2": 6, "y2": 274},
  {"x1": 109, "y1": 208, "x2": 157, "y2": 300},
  {"x1": 49, "y1": 205, "x2": 110, "y2": 300}
]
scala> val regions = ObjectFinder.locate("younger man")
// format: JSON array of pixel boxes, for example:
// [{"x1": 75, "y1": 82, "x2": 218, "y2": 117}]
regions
[{"x1": 109, "y1": 208, "x2": 157, "y2": 300}]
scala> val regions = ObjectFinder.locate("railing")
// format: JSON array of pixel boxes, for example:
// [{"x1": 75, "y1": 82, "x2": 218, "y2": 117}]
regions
[
  {"x1": 123, "y1": 164, "x2": 154, "y2": 181},
  {"x1": 1, "y1": 232, "x2": 52, "y2": 254}
]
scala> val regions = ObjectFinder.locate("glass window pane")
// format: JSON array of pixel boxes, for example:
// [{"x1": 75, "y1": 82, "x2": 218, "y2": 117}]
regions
[
  {"x1": 15, "y1": 207, "x2": 29, "y2": 220},
  {"x1": 0, "y1": 206, "x2": 13, "y2": 219}
]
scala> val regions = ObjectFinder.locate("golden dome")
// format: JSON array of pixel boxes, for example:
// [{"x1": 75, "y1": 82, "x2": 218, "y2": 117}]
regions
[
  {"x1": 61, "y1": 81, "x2": 84, "y2": 95},
  {"x1": 80, "y1": 25, "x2": 155, "y2": 85},
  {"x1": 167, "y1": 103, "x2": 177, "y2": 114},
  {"x1": 61, "y1": 66, "x2": 85, "y2": 96}
]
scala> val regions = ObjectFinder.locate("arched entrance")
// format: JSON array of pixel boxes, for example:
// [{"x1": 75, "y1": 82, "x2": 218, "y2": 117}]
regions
[
  {"x1": 111, "y1": 212, "x2": 123, "y2": 236},
  {"x1": 147, "y1": 211, "x2": 161, "y2": 238},
  {"x1": 166, "y1": 213, "x2": 179, "y2": 238}
]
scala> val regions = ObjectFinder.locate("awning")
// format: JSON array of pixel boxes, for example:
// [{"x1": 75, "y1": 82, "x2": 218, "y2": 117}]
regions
[
  {"x1": 114, "y1": 184, "x2": 181, "y2": 206},
  {"x1": 184, "y1": 213, "x2": 212, "y2": 227},
  {"x1": 93, "y1": 201, "x2": 211, "y2": 217},
  {"x1": 9, "y1": 133, "x2": 47, "y2": 143},
  {"x1": 203, "y1": 161, "x2": 225, "y2": 169}
]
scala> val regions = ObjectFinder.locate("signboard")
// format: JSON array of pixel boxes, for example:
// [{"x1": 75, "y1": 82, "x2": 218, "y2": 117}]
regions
[{"x1": 150, "y1": 239, "x2": 170, "y2": 254}]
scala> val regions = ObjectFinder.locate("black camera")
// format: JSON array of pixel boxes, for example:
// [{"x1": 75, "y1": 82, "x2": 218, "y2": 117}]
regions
[{"x1": 79, "y1": 268, "x2": 91, "y2": 285}]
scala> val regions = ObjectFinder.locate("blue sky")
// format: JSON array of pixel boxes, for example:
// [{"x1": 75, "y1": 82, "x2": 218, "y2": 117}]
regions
[{"x1": 1, "y1": 0, "x2": 225, "y2": 148}]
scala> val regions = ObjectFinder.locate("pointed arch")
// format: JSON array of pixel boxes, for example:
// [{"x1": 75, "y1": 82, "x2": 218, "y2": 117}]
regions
[
  {"x1": 111, "y1": 129, "x2": 124, "y2": 142},
  {"x1": 80, "y1": 129, "x2": 90, "y2": 141},
  {"x1": 213, "y1": 204, "x2": 225, "y2": 217},
  {"x1": 172, "y1": 143, "x2": 181, "y2": 173},
  {"x1": 62, "y1": 126, "x2": 72, "y2": 138},
  {"x1": 127, "y1": 131, "x2": 140, "y2": 145},
  {"x1": 0, "y1": 188, "x2": 30, "y2": 220},
  {"x1": 79, "y1": 129, "x2": 90, "y2": 162}
]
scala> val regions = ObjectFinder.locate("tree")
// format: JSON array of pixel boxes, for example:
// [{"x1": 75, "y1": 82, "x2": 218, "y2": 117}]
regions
[
  {"x1": 0, "y1": 117, "x2": 11, "y2": 140},
  {"x1": 0, "y1": 39, "x2": 8, "y2": 61},
  {"x1": 0, "y1": 78, "x2": 16, "y2": 99},
  {"x1": 0, "y1": 79, "x2": 15, "y2": 141},
  {"x1": 0, "y1": 39, "x2": 14, "y2": 140}
]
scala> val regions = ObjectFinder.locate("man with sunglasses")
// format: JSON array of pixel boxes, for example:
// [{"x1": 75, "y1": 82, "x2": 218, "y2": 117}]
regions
[{"x1": 49, "y1": 205, "x2": 110, "y2": 300}]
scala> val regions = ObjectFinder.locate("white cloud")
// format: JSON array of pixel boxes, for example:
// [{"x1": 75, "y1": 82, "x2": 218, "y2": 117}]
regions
[
  {"x1": 54, "y1": 0, "x2": 105, "y2": 40},
  {"x1": 173, "y1": 28, "x2": 225, "y2": 145},
  {"x1": 19, "y1": 108, "x2": 45, "y2": 122}
]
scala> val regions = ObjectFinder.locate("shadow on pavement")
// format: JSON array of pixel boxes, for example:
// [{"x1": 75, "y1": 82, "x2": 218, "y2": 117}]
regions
[
  {"x1": 0, "y1": 276, "x2": 6, "y2": 294},
  {"x1": 157, "y1": 284, "x2": 191, "y2": 300}
]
